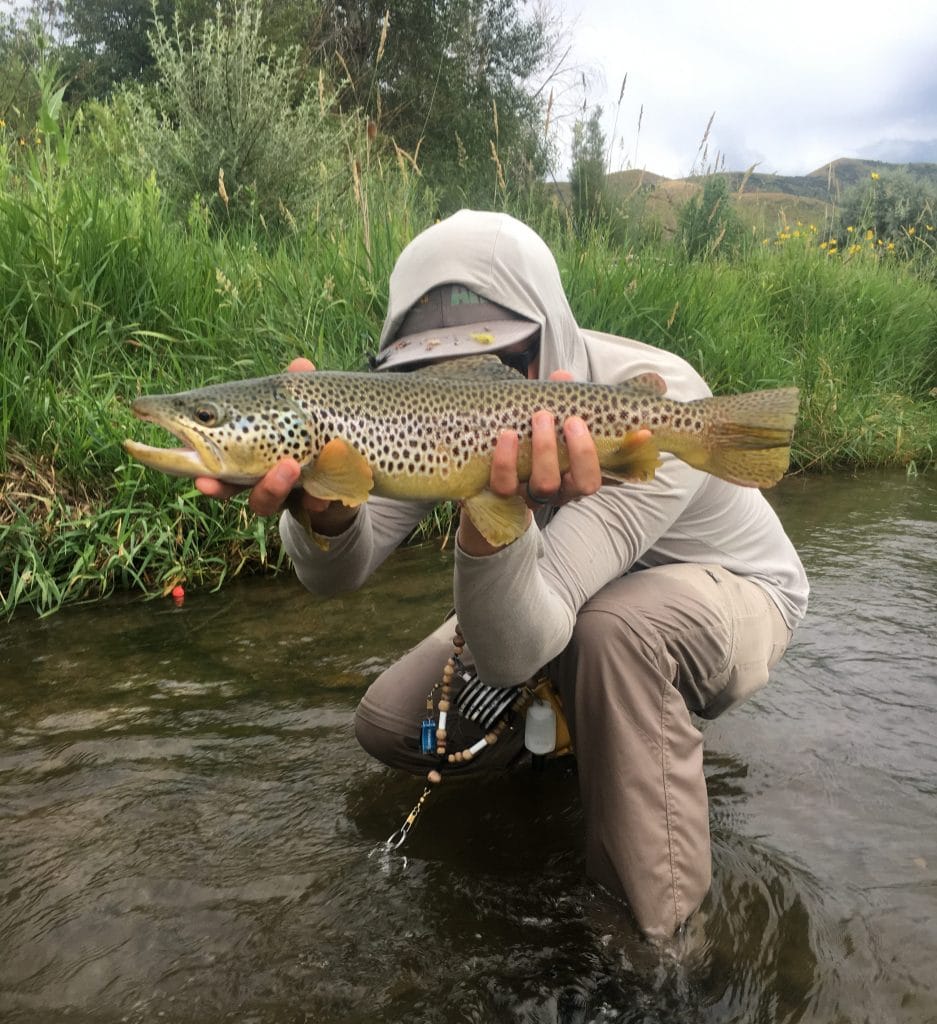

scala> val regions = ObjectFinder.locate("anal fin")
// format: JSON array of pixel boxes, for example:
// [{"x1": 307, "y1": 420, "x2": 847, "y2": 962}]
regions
[{"x1": 462, "y1": 490, "x2": 529, "y2": 547}]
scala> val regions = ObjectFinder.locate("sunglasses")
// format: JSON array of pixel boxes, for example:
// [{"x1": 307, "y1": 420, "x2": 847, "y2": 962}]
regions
[{"x1": 498, "y1": 336, "x2": 541, "y2": 376}]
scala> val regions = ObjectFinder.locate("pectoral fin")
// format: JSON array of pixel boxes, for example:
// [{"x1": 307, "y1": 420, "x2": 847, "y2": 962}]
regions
[
  {"x1": 299, "y1": 437, "x2": 374, "y2": 507},
  {"x1": 462, "y1": 491, "x2": 530, "y2": 547}
]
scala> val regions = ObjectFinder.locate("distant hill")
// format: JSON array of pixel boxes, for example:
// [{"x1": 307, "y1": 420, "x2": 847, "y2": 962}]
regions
[{"x1": 551, "y1": 157, "x2": 937, "y2": 236}]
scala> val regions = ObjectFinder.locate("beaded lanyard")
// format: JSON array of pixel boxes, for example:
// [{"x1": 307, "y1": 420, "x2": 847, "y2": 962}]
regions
[{"x1": 384, "y1": 623, "x2": 536, "y2": 850}]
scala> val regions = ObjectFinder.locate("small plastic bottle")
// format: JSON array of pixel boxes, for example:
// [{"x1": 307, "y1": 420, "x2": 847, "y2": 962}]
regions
[{"x1": 524, "y1": 699, "x2": 556, "y2": 757}]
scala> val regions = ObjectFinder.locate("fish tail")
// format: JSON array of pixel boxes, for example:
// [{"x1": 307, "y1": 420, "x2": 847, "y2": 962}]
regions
[{"x1": 665, "y1": 387, "x2": 800, "y2": 487}]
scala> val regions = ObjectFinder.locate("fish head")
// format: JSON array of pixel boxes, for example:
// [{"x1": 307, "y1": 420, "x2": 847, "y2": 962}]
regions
[{"x1": 123, "y1": 376, "x2": 316, "y2": 484}]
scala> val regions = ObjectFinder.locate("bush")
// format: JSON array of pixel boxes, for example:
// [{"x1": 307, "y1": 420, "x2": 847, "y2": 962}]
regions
[
  {"x1": 122, "y1": 0, "x2": 350, "y2": 230},
  {"x1": 838, "y1": 169, "x2": 937, "y2": 255},
  {"x1": 569, "y1": 106, "x2": 607, "y2": 231},
  {"x1": 677, "y1": 174, "x2": 744, "y2": 260}
]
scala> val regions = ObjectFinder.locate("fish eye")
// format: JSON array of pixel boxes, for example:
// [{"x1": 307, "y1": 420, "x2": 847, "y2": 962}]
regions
[{"x1": 194, "y1": 404, "x2": 220, "y2": 426}]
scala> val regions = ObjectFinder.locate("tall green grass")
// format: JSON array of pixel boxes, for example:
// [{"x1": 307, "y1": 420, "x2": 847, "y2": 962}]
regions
[
  {"x1": 557, "y1": 227, "x2": 937, "y2": 470},
  {"x1": 1, "y1": 98, "x2": 936, "y2": 617}
]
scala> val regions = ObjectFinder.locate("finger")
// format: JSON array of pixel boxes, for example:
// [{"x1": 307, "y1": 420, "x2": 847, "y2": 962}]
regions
[
  {"x1": 284, "y1": 489, "x2": 335, "y2": 520},
  {"x1": 288, "y1": 357, "x2": 315, "y2": 373},
  {"x1": 248, "y1": 458, "x2": 301, "y2": 516},
  {"x1": 489, "y1": 430, "x2": 520, "y2": 497},
  {"x1": 195, "y1": 477, "x2": 244, "y2": 501},
  {"x1": 528, "y1": 410, "x2": 561, "y2": 499},
  {"x1": 548, "y1": 368, "x2": 573, "y2": 382},
  {"x1": 300, "y1": 493, "x2": 336, "y2": 515},
  {"x1": 561, "y1": 416, "x2": 602, "y2": 497}
]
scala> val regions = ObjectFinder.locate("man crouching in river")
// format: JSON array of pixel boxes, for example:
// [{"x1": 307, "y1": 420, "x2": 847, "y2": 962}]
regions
[{"x1": 196, "y1": 210, "x2": 808, "y2": 940}]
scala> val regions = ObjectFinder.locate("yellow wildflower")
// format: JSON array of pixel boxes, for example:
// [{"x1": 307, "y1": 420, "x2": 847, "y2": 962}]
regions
[
  {"x1": 871, "y1": 171, "x2": 880, "y2": 180},
  {"x1": 907, "y1": 226, "x2": 916, "y2": 236},
  {"x1": 865, "y1": 229, "x2": 874, "y2": 241},
  {"x1": 846, "y1": 225, "x2": 855, "y2": 233}
]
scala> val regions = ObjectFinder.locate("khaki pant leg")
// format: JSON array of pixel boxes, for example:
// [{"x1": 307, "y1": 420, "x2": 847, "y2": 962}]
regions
[
  {"x1": 354, "y1": 615, "x2": 527, "y2": 774},
  {"x1": 552, "y1": 563, "x2": 790, "y2": 939}
]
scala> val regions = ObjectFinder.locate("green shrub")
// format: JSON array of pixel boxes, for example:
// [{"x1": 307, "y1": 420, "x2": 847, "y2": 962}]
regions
[
  {"x1": 838, "y1": 169, "x2": 937, "y2": 255},
  {"x1": 570, "y1": 106, "x2": 607, "y2": 231},
  {"x1": 121, "y1": 0, "x2": 350, "y2": 230},
  {"x1": 677, "y1": 174, "x2": 744, "y2": 260}
]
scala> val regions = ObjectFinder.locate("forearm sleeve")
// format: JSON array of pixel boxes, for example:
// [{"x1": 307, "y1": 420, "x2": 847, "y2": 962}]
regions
[
  {"x1": 454, "y1": 458, "x2": 701, "y2": 685},
  {"x1": 279, "y1": 497, "x2": 434, "y2": 596}
]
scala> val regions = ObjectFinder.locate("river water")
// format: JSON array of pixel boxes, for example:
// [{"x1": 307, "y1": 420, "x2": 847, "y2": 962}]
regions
[{"x1": 1, "y1": 471, "x2": 935, "y2": 1023}]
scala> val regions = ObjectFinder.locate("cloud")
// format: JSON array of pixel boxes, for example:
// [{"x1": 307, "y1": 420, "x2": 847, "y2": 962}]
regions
[
  {"x1": 858, "y1": 139, "x2": 937, "y2": 164},
  {"x1": 559, "y1": 0, "x2": 937, "y2": 178}
]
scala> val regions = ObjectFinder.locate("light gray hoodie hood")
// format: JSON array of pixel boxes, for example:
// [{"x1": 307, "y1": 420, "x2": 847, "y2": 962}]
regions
[{"x1": 379, "y1": 210, "x2": 590, "y2": 382}]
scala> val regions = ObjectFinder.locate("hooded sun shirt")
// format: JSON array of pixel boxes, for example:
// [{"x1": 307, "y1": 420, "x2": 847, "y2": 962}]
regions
[{"x1": 280, "y1": 211, "x2": 809, "y2": 686}]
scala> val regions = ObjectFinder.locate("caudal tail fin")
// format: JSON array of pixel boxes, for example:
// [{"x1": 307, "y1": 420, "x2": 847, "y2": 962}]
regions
[{"x1": 668, "y1": 387, "x2": 800, "y2": 487}]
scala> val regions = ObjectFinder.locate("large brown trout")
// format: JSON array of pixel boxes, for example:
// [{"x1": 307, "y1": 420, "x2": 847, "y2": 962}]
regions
[{"x1": 124, "y1": 355, "x2": 799, "y2": 546}]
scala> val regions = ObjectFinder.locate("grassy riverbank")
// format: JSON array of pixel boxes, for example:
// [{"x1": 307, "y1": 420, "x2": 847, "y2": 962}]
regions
[{"x1": 2, "y1": 117, "x2": 936, "y2": 617}]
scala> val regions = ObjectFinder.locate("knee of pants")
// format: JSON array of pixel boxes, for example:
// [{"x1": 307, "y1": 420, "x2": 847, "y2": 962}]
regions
[
  {"x1": 568, "y1": 601, "x2": 660, "y2": 669},
  {"x1": 571, "y1": 604, "x2": 615, "y2": 650},
  {"x1": 557, "y1": 602, "x2": 676, "y2": 737},
  {"x1": 351, "y1": 628, "x2": 453, "y2": 771},
  {"x1": 354, "y1": 702, "x2": 396, "y2": 765},
  {"x1": 353, "y1": 673, "x2": 422, "y2": 771}
]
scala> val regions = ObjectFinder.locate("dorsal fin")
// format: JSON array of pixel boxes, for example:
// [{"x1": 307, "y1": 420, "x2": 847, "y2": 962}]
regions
[
  {"x1": 616, "y1": 371, "x2": 668, "y2": 396},
  {"x1": 412, "y1": 354, "x2": 526, "y2": 381}
]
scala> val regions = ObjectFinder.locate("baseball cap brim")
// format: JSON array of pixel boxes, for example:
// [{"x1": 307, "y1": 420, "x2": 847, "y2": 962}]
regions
[
  {"x1": 375, "y1": 320, "x2": 539, "y2": 371},
  {"x1": 373, "y1": 285, "x2": 539, "y2": 371}
]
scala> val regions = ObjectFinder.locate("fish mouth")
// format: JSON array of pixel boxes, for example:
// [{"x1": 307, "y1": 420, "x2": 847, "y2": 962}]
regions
[{"x1": 123, "y1": 403, "x2": 224, "y2": 478}]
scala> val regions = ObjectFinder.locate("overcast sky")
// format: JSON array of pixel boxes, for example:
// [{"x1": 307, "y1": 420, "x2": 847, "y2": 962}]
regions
[{"x1": 556, "y1": 0, "x2": 937, "y2": 179}]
